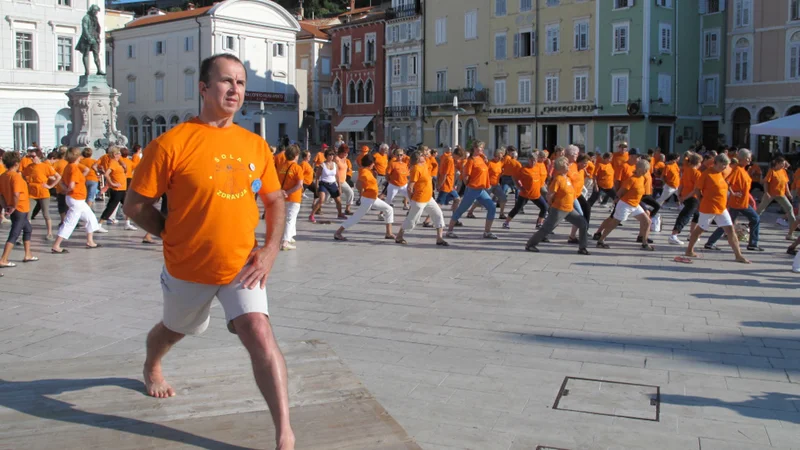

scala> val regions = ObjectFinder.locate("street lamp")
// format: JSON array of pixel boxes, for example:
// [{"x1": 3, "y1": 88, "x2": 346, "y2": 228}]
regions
[
  {"x1": 252, "y1": 101, "x2": 272, "y2": 141},
  {"x1": 450, "y1": 96, "x2": 467, "y2": 148}
]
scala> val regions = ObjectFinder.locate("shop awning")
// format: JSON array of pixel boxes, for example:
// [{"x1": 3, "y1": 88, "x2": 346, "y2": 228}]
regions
[{"x1": 335, "y1": 115, "x2": 374, "y2": 132}]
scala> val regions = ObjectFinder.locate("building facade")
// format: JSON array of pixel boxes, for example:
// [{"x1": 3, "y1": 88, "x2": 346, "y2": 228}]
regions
[
  {"x1": 422, "y1": 0, "x2": 491, "y2": 151},
  {"x1": 297, "y1": 21, "x2": 333, "y2": 146},
  {"x1": 110, "y1": 0, "x2": 301, "y2": 148},
  {"x1": 326, "y1": 9, "x2": 386, "y2": 148},
  {"x1": 0, "y1": 0, "x2": 105, "y2": 150},
  {"x1": 726, "y1": 0, "x2": 800, "y2": 162},
  {"x1": 384, "y1": 0, "x2": 423, "y2": 149}
]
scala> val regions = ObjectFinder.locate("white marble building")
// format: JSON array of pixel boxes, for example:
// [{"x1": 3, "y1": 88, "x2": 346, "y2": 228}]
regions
[
  {"x1": 0, "y1": 0, "x2": 105, "y2": 150},
  {"x1": 110, "y1": 0, "x2": 301, "y2": 148}
]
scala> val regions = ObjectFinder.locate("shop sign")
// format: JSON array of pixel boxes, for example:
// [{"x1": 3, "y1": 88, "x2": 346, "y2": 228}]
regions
[
  {"x1": 244, "y1": 91, "x2": 286, "y2": 103},
  {"x1": 488, "y1": 106, "x2": 533, "y2": 115},
  {"x1": 540, "y1": 104, "x2": 600, "y2": 114}
]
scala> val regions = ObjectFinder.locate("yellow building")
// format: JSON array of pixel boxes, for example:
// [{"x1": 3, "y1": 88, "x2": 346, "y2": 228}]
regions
[
  {"x1": 422, "y1": 0, "x2": 491, "y2": 150},
  {"x1": 488, "y1": 0, "x2": 596, "y2": 154}
]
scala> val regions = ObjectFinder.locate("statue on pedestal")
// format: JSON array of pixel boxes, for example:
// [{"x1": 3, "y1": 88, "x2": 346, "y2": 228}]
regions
[{"x1": 76, "y1": 5, "x2": 105, "y2": 76}]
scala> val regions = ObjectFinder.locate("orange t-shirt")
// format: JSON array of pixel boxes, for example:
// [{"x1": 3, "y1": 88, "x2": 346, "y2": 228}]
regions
[
  {"x1": 488, "y1": 160, "x2": 503, "y2": 186},
  {"x1": 357, "y1": 148, "x2": 370, "y2": 167},
  {"x1": 346, "y1": 158, "x2": 353, "y2": 178},
  {"x1": 313, "y1": 152, "x2": 326, "y2": 167},
  {"x1": 438, "y1": 152, "x2": 455, "y2": 192},
  {"x1": 53, "y1": 159, "x2": 69, "y2": 194},
  {"x1": 23, "y1": 163, "x2": 56, "y2": 200},
  {"x1": 643, "y1": 171, "x2": 653, "y2": 196},
  {"x1": 620, "y1": 175, "x2": 646, "y2": 207},
  {"x1": 428, "y1": 156, "x2": 439, "y2": 178},
  {"x1": 748, "y1": 164, "x2": 762, "y2": 182},
  {"x1": 0, "y1": 165, "x2": 5, "y2": 176},
  {"x1": 387, "y1": 160, "x2": 409, "y2": 186},
  {"x1": 652, "y1": 161, "x2": 665, "y2": 178},
  {"x1": 663, "y1": 163, "x2": 680, "y2": 188},
  {"x1": 62, "y1": 163, "x2": 87, "y2": 201},
  {"x1": 548, "y1": 174, "x2": 575, "y2": 212},
  {"x1": 123, "y1": 158, "x2": 134, "y2": 178},
  {"x1": 585, "y1": 161, "x2": 596, "y2": 179},
  {"x1": 358, "y1": 168, "x2": 379, "y2": 199},
  {"x1": 503, "y1": 158, "x2": 522, "y2": 179},
  {"x1": 81, "y1": 158, "x2": 99, "y2": 182},
  {"x1": 278, "y1": 161, "x2": 304, "y2": 204},
  {"x1": 568, "y1": 163, "x2": 584, "y2": 194},
  {"x1": 107, "y1": 159, "x2": 127, "y2": 191},
  {"x1": 618, "y1": 163, "x2": 635, "y2": 183},
  {"x1": 130, "y1": 118, "x2": 281, "y2": 285},
  {"x1": 96, "y1": 154, "x2": 111, "y2": 173},
  {"x1": 464, "y1": 156, "x2": 490, "y2": 189},
  {"x1": 764, "y1": 168, "x2": 789, "y2": 197},
  {"x1": 373, "y1": 152, "x2": 388, "y2": 176},
  {"x1": 697, "y1": 171, "x2": 728, "y2": 214},
  {"x1": 612, "y1": 152, "x2": 629, "y2": 180},
  {"x1": 681, "y1": 167, "x2": 701, "y2": 198},
  {"x1": 726, "y1": 166, "x2": 752, "y2": 210},
  {"x1": 301, "y1": 161, "x2": 314, "y2": 185},
  {"x1": 516, "y1": 165, "x2": 543, "y2": 200},
  {"x1": 409, "y1": 163, "x2": 433, "y2": 203},
  {"x1": 274, "y1": 152, "x2": 287, "y2": 169},
  {"x1": 594, "y1": 162, "x2": 614, "y2": 190},
  {"x1": 20, "y1": 157, "x2": 34, "y2": 173},
  {"x1": 792, "y1": 168, "x2": 800, "y2": 191},
  {"x1": 334, "y1": 156, "x2": 349, "y2": 183},
  {"x1": 0, "y1": 171, "x2": 30, "y2": 213},
  {"x1": 537, "y1": 162, "x2": 548, "y2": 183}
]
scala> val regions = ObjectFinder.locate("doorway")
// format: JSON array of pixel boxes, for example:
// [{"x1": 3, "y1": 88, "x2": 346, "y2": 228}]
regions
[
  {"x1": 702, "y1": 121, "x2": 719, "y2": 151},
  {"x1": 657, "y1": 126, "x2": 672, "y2": 154},
  {"x1": 542, "y1": 125, "x2": 557, "y2": 152}
]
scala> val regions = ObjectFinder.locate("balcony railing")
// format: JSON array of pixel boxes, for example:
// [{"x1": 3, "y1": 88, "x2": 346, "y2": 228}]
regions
[
  {"x1": 386, "y1": 1, "x2": 420, "y2": 20},
  {"x1": 384, "y1": 105, "x2": 420, "y2": 118},
  {"x1": 423, "y1": 88, "x2": 489, "y2": 106},
  {"x1": 323, "y1": 93, "x2": 341, "y2": 110}
]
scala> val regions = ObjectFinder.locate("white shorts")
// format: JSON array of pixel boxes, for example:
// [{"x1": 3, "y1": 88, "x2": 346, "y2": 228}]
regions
[
  {"x1": 160, "y1": 266, "x2": 269, "y2": 335},
  {"x1": 613, "y1": 201, "x2": 646, "y2": 222},
  {"x1": 697, "y1": 210, "x2": 733, "y2": 231}
]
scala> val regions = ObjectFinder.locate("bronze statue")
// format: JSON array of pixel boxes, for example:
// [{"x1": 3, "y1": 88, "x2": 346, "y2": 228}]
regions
[{"x1": 76, "y1": 5, "x2": 105, "y2": 76}]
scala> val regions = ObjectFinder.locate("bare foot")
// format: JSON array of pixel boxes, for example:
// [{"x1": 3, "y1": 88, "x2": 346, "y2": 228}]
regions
[
  {"x1": 143, "y1": 366, "x2": 176, "y2": 398},
  {"x1": 735, "y1": 257, "x2": 751, "y2": 264},
  {"x1": 276, "y1": 431, "x2": 296, "y2": 450},
  {"x1": 685, "y1": 251, "x2": 699, "y2": 257}
]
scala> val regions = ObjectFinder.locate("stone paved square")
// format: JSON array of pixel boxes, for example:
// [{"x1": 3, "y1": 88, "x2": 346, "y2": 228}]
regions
[{"x1": 1, "y1": 199, "x2": 799, "y2": 450}]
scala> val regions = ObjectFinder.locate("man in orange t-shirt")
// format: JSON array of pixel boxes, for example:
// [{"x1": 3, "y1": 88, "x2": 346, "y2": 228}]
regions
[
  {"x1": 373, "y1": 143, "x2": 389, "y2": 191},
  {"x1": 334, "y1": 153, "x2": 395, "y2": 241},
  {"x1": 685, "y1": 153, "x2": 750, "y2": 263},
  {"x1": 611, "y1": 142, "x2": 629, "y2": 189},
  {"x1": 394, "y1": 150, "x2": 448, "y2": 246},
  {"x1": 588, "y1": 152, "x2": 616, "y2": 207},
  {"x1": 595, "y1": 159, "x2": 654, "y2": 251},
  {"x1": 503, "y1": 151, "x2": 548, "y2": 229},
  {"x1": 123, "y1": 54, "x2": 294, "y2": 447},
  {"x1": 445, "y1": 141, "x2": 498, "y2": 239},
  {"x1": 276, "y1": 145, "x2": 304, "y2": 251},
  {"x1": 436, "y1": 146, "x2": 460, "y2": 208},
  {"x1": 0, "y1": 151, "x2": 35, "y2": 267}
]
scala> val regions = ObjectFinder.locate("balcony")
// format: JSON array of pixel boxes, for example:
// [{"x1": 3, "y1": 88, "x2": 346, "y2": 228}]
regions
[
  {"x1": 384, "y1": 105, "x2": 420, "y2": 118},
  {"x1": 423, "y1": 88, "x2": 489, "y2": 106},
  {"x1": 323, "y1": 93, "x2": 341, "y2": 111},
  {"x1": 387, "y1": 1, "x2": 420, "y2": 20}
]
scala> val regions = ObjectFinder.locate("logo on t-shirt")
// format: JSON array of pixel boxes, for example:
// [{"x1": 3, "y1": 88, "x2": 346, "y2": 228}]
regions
[{"x1": 213, "y1": 154, "x2": 252, "y2": 200}]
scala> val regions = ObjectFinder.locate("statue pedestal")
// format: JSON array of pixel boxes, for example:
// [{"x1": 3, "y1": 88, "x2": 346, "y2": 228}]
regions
[{"x1": 65, "y1": 75, "x2": 128, "y2": 154}]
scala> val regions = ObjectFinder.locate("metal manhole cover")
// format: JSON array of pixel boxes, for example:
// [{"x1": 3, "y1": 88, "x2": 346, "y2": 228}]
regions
[
  {"x1": 536, "y1": 447, "x2": 571, "y2": 450},
  {"x1": 552, "y1": 376, "x2": 660, "y2": 421}
]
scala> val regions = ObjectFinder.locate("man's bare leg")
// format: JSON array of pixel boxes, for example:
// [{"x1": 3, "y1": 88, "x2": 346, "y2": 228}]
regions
[
  {"x1": 233, "y1": 313, "x2": 294, "y2": 450},
  {"x1": 143, "y1": 322, "x2": 184, "y2": 398}
]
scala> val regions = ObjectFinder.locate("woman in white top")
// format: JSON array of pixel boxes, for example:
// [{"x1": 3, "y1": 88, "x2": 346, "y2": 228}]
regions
[{"x1": 309, "y1": 149, "x2": 344, "y2": 223}]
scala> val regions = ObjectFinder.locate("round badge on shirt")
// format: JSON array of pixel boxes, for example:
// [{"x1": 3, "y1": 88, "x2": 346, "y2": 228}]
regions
[{"x1": 251, "y1": 179, "x2": 262, "y2": 193}]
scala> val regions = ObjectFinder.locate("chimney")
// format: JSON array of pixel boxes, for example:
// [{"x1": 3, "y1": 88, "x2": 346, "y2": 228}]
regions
[
  {"x1": 349, "y1": 0, "x2": 355, "y2": 12},
  {"x1": 297, "y1": 0, "x2": 304, "y2": 20}
]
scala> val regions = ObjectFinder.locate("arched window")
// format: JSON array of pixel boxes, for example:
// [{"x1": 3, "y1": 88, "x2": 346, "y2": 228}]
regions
[
  {"x1": 731, "y1": 107, "x2": 750, "y2": 148},
  {"x1": 788, "y1": 31, "x2": 800, "y2": 80},
  {"x1": 184, "y1": 113, "x2": 194, "y2": 122},
  {"x1": 348, "y1": 80, "x2": 356, "y2": 104},
  {"x1": 356, "y1": 80, "x2": 364, "y2": 103},
  {"x1": 13, "y1": 108, "x2": 39, "y2": 151},
  {"x1": 465, "y1": 118, "x2": 477, "y2": 143},
  {"x1": 169, "y1": 115, "x2": 180, "y2": 129},
  {"x1": 128, "y1": 117, "x2": 139, "y2": 146},
  {"x1": 141, "y1": 116, "x2": 154, "y2": 145},
  {"x1": 54, "y1": 109, "x2": 72, "y2": 147},
  {"x1": 365, "y1": 79, "x2": 374, "y2": 103},
  {"x1": 154, "y1": 116, "x2": 167, "y2": 137},
  {"x1": 733, "y1": 38, "x2": 750, "y2": 83},
  {"x1": 435, "y1": 119, "x2": 449, "y2": 148}
]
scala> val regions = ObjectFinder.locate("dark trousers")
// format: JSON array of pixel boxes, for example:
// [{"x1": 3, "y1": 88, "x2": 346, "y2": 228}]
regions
[
  {"x1": 101, "y1": 189, "x2": 126, "y2": 220},
  {"x1": 588, "y1": 187, "x2": 617, "y2": 207},
  {"x1": 706, "y1": 206, "x2": 760, "y2": 248},
  {"x1": 508, "y1": 195, "x2": 548, "y2": 219},
  {"x1": 7, "y1": 210, "x2": 32, "y2": 244},
  {"x1": 640, "y1": 195, "x2": 660, "y2": 219},
  {"x1": 527, "y1": 208, "x2": 588, "y2": 250},
  {"x1": 672, "y1": 197, "x2": 700, "y2": 233},
  {"x1": 159, "y1": 194, "x2": 168, "y2": 215},
  {"x1": 577, "y1": 195, "x2": 591, "y2": 223}
]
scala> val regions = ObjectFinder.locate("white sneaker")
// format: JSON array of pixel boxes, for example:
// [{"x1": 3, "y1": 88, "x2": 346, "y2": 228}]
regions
[
  {"x1": 289, "y1": 238, "x2": 296, "y2": 244},
  {"x1": 777, "y1": 218, "x2": 789, "y2": 227},
  {"x1": 124, "y1": 224, "x2": 138, "y2": 231},
  {"x1": 95, "y1": 227, "x2": 109, "y2": 233},
  {"x1": 107, "y1": 218, "x2": 118, "y2": 225},
  {"x1": 281, "y1": 243, "x2": 296, "y2": 251},
  {"x1": 668, "y1": 235, "x2": 684, "y2": 246}
]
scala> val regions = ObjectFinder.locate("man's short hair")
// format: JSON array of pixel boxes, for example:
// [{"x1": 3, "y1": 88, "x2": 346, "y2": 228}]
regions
[
  {"x1": 284, "y1": 144, "x2": 300, "y2": 162},
  {"x1": 2, "y1": 151, "x2": 21, "y2": 169},
  {"x1": 361, "y1": 154, "x2": 374, "y2": 167},
  {"x1": 82, "y1": 148, "x2": 93, "y2": 158},
  {"x1": 199, "y1": 53, "x2": 245, "y2": 85},
  {"x1": 64, "y1": 147, "x2": 82, "y2": 163}
]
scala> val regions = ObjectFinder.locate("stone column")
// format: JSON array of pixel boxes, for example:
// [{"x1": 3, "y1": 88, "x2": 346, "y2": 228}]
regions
[{"x1": 66, "y1": 75, "x2": 128, "y2": 156}]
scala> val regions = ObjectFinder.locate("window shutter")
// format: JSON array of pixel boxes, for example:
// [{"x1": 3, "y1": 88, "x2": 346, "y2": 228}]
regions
[
  {"x1": 719, "y1": 0, "x2": 726, "y2": 10},
  {"x1": 513, "y1": 33, "x2": 520, "y2": 58},
  {"x1": 699, "y1": 0, "x2": 707, "y2": 14},
  {"x1": 531, "y1": 31, "x2": 537, "y2": 56},
  {"x1": 698, "y1": 79, "x2": 705, "y2": 104},
  {"x1": 574, "y1": 22, "x2": 580, "y2": 49}
]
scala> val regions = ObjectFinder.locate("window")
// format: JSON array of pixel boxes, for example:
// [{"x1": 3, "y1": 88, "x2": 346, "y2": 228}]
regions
[
  {"x1": 57, "y1": 36, "x2": 73, "y2": 71},
  {"x1": 494, "y1": 79, "x2": 506, "y2": 105},
  {"x1": 465, "y1": 10, "x2": 477, "y2": 40},
  {"x1": 155, "y1": 40, "x2": 165, "y2": 55},
  {"x1": 657, "y1": 73, "x2": 671, "y2": 104},
  {"x1": 704, "y1": 30, "x2": 720, "y2": 58},
  {"x1": 702, "y1": 76, "x2": 718, "y2": 105},
  {"x1": 348, "y1": 80, "x2": 356, "y2": 103},
  {"x1": 495, "y1": 0, "x2": 507, "y2": 16},
  {"x1": 58, "y1": 0, "x2": 71, "y2": 5},
  {"x1": 356, "y1": 81, "x2": 364, "y2": 103},
  {"x1": 465, "y1": 67, "x2": 477, "y2": 89},
  {"x1": 790, "y1": 32, "x2": 800, "y2": 79},
  {"x1": 184, "y1": 73, "x2": 194, "y2": 100},
  {"x1": 495, "y1": 32, "x2": 507, "y2": 60},
  {"x1": 366, "y1": 79, "x2": 374, "y2": 103},
  {"x1": 659, "y1": 24, "x2": 672, "y2": 53},
  {"x1": 733, "y1": 38, "x2": 750, "y2": 83},
  {"x1": 657, "y1": 0, "x2": 672, "y2": 7},
  {"x1": 400, "y1": 23, "x2": 409, "y2": 41},
  {"x1": 517, "y1": 124, "x2": 532, "y2": 156},
  {"x1": 365, "y1": 34, "x2": 376, "y2": 62},
  {"x1": 792, "y1": 0, "x2": 800, "y2": 21},
  {"x1": 55, "y1": 110, "x2": 71, "y2": 147},
  {"x1": 610, "y1": 125, "x2": 630, "y2": 151},
  {"x1": 127, "y1": 78, "x2": 136, "y2": 104},
  {"x1": 545, "y1": 75, "x2": 558, "y2": 103},
  {"x1": 612, "y1": 74, "x2": 628, "y2": 104},
  {"x1": 321, "y1": 57, "x2": 331, "y2": 75},
  {"x1": 574, "y1": 73, "x2": 588, "y2": 101},
  {"x1": 273, "y1": 43, "x2": 285, "y2": 57},
  {"x1": 613, "y1": 23, "x2": 629, "y2": 53},
  {"x1": 521, "y1": 0, "x2": 532, "y2": 12},
  {"x1": 436, "y1": 70, "x2": 447, "y2": 91},
  {"x1": 224, "y1": 36, "x2": 235, "y2": 50},
  {"x1": 518, "y1": 78, "x2": 531, "y2": 104},
  {"x1": 127, "y1": 118, "x2": 139, "y2": 146},
  {"x1": 184, "y1": 36, "x2": 194, "y2": 52},
  {"x1": 392, "y1": 57, "x2": 401, "y2": 82},
  {"x1": 435, "y1": 18, "x2": 447, "y2": 45},
  {"x1": 734, "y1": 0, "x2": 751, "y2": 28},
  {"x1": 436, "y1": 119, "x2": 449, "y2": 147},
  {"x1": 155, "y1": 77, "x2": 164, "y2": 102},
  {"x1": 546, "y1": 24, "x2": 560, "y2": 54},
  {"x1": 569, "y1": 125, "x2": 586, "y2": 148},
  {"x1": 392, "y1": 25, "x2": 399, "y2": 43},
  {"x1": 701, "y1": 0, "x2": 721, "y2": 13},
  {"x1": 15, "y1": 33, "x2": 33, "y2": 69},
  {"x1": 128, "y1": 44, "x2": 136, "y2": 59},
  {"x1": 514, "y1": 30, "x2": 534, "y2": 57},
  {"x1": 154, "y1": 116, "x2": 167, "y2": 137},
  {"x1": 341, "y1": 37, "x2": 351, "y2": 65},
  {"x1": 408, "y1": 54, "x2": 418, "y2": 79},
  {"x1": 495, "y1": 125, "x2": 509, "y2": 150},
  {"x1": 574, "y1": 20, "x2": 589, "y2": 51},
  {"x1": 355, "y1": 40, "x2": 362, "y2": 53},
  {"x1": 614, "y1": 0, "x2": 633, "y2": 9},
  {"x1": 13, "y1": 108, "x2": 39, "y2": 151},
  {"x1": 300, "y1": 57, "x2": 309, "y2": 70},
  {"x1": 170, "y1": 116, "x2": 180, "y2": 129},
  {"x1": 547, "y1": 0, "x2": 559, "y2": 5}
]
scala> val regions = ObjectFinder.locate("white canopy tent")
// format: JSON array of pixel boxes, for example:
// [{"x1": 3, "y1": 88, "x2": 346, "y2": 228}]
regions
[{"x1": 750, "y1": 114, "x2": 800, "y2": 138}]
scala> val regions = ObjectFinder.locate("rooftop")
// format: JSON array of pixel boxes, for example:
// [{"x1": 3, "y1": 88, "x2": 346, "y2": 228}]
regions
[
  {"x1": 124, "y1": 6, "x2": 212, "y2": 29},
  {"x1": 298, "y1": 21, "x2": 330, "y2": 40}
]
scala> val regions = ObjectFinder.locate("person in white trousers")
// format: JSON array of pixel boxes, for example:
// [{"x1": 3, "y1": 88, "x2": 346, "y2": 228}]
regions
[
  {"x1": 278, "y1": 145, "x2": 305, "y2": 251},
  {"x1": 394, "y1": 150, "x2": 449, "y2": 247},
  {"x1": 51, "y1": 147, "x2": 102, "y2": 253},
  {"x1": 385, "y1": 149, "x2": 410, "y2": 210},
  {"x1": 335, "y1": 147, "x2": 355, "y2": 215},
  {"x1": 652, "y1": 152, "x2": 681, "y2": 232},
  {"x1": 334, "y1": 154, "x2": 395, "y2": 241}
]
